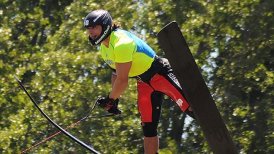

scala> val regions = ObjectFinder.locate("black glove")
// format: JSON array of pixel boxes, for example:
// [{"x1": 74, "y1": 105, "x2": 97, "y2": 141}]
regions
[{"x1": 96, "y1": 96, "x2": 121, "y2": 115}]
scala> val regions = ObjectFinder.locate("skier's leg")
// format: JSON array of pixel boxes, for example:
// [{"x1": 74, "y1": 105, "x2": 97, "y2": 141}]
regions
[
  {"x1": 149, "y1": 58, "x2": 195, "y2": 118},
  {"x1": 137, "y1": 81, "x2": 163, "y2": 153}
]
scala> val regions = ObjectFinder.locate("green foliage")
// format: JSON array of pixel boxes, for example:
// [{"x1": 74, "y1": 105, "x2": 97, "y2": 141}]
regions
[{"x1": 0, "y1": 0, "x2": 273, "y2": 153}]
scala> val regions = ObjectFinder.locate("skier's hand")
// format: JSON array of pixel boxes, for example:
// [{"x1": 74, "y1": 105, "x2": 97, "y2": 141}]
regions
[{"x1": 96, "y1": 96, "x2": 121, "y2": 115}]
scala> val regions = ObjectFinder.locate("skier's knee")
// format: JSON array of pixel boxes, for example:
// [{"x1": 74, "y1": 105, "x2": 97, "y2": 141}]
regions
[{"x1": 142, "y1": 122, "x2": 158, "y2": 137}]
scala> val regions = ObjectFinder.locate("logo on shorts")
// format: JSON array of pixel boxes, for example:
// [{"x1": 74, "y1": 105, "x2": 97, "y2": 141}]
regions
[
  {"x1": 176, "y1": 99, "x2": 184, "y2": 107},
  {"x1": 168, "y1": 73, "x2": 182, "y2": 89}
]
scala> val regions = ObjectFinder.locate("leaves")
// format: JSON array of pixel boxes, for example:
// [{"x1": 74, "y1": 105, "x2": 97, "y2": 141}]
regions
[{"x1": 0, "y1": 0, "x2": 273, "y2": 153}]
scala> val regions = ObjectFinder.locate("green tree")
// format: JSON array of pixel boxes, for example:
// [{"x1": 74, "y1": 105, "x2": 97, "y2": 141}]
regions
[
  {"x1": 209, "y1": 1, "x2": 274, "y2": 153},
  {"x1": 0, "y1": 0, "x2": 273, "y2": 153}
]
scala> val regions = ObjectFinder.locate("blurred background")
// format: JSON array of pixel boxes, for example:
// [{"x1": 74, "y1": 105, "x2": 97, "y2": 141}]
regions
[{"x1": 0, "y1": 0, "x2": 273, "y2": 153}]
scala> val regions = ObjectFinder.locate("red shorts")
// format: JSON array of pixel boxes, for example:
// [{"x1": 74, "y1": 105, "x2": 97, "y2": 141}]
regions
[{"x1": 137, "y1": 73, "x2": 190, "y2": 122}]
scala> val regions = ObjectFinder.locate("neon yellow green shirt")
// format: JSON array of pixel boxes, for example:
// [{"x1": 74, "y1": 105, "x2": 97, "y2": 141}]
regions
[{"x1": 99, "y1": 29, "x2": 156, "y2": 77}]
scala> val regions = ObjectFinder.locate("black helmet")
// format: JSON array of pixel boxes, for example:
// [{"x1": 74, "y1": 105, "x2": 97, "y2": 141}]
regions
[{"x1": 84, "y1": 10, "x2": 112, "y2": 45}]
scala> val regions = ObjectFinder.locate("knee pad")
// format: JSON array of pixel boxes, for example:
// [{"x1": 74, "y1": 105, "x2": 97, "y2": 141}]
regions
[{"x1": 142, "y1": 122, "x2": 158, "y2": 137}]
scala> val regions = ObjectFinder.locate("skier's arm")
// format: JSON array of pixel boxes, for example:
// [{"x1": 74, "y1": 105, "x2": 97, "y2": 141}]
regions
[
  {"x1": 111, "y1": 71, "x2": 117, "y2": 88},
  {"x1": 109, "y1": 61, "x2": 132, "y2": 99}
]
